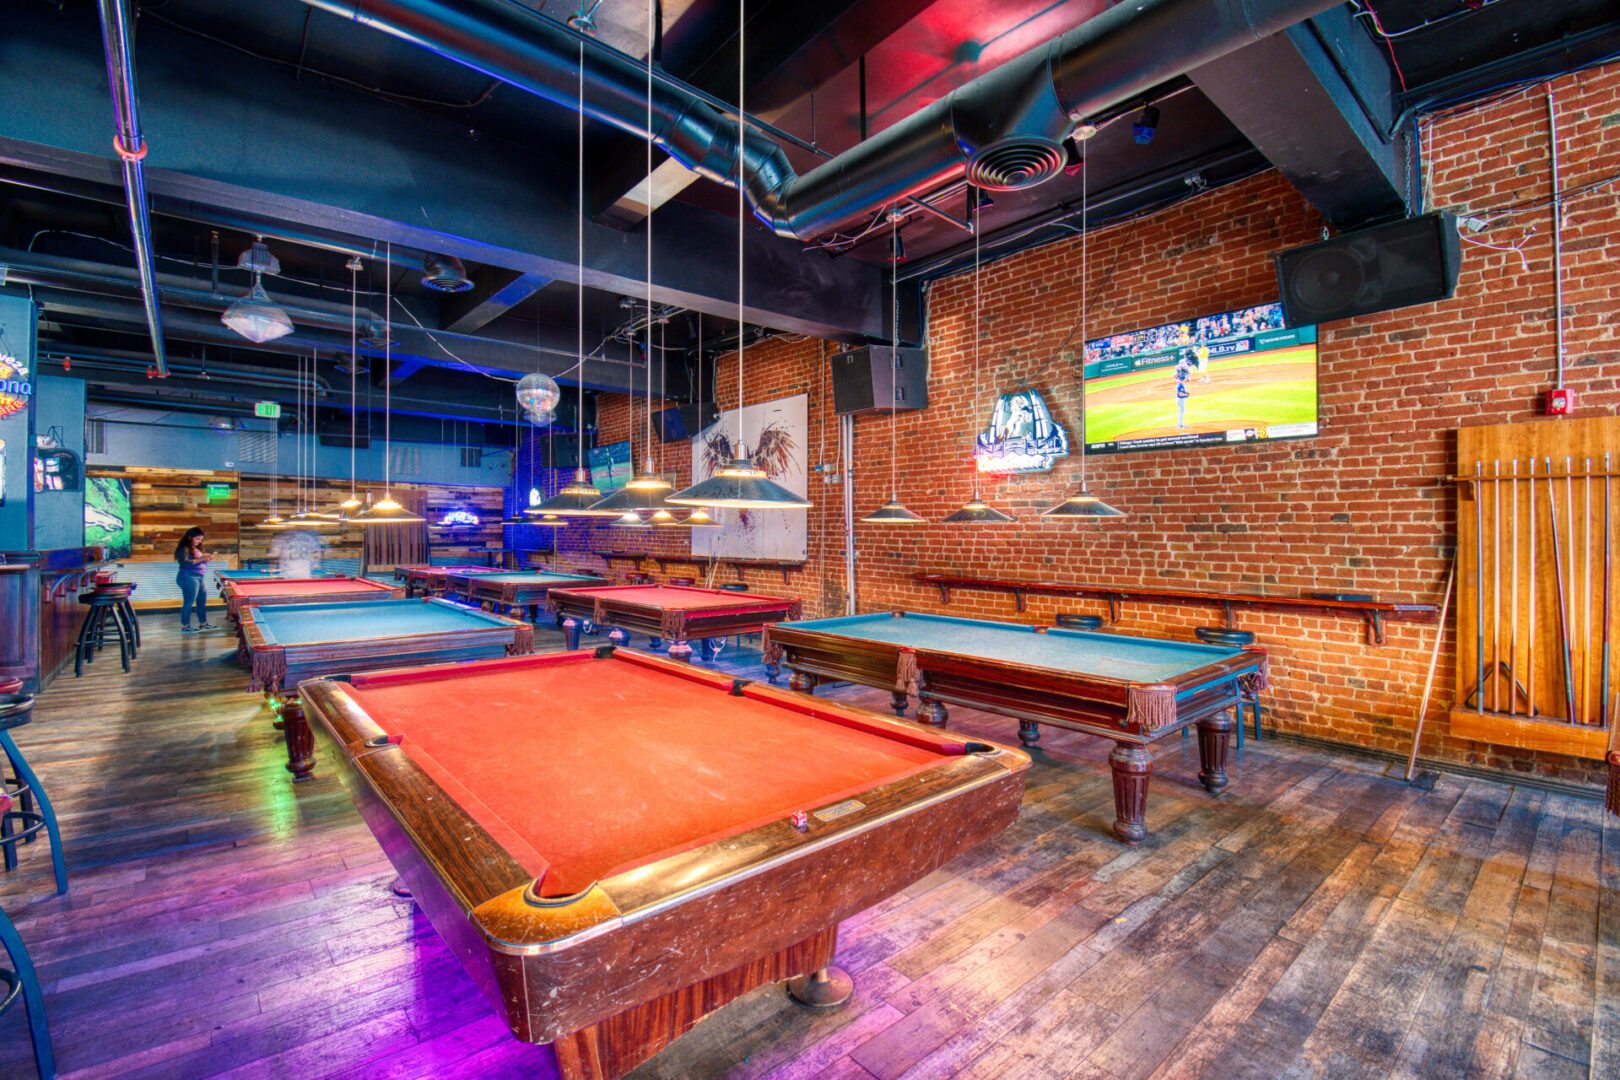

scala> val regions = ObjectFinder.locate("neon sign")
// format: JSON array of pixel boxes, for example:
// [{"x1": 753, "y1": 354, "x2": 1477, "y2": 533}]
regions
[
  {"x1": 0, "y1": 352, "x2": 31, "y2": 420},
  {"x1": 974, "y1": 388, "x2": 1069, "y2": 474}
]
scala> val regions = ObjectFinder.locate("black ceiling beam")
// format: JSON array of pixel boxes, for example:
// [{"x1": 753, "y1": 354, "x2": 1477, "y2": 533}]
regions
[
  {"x1": 439, "y1": 267, "x2": 554, "y2": 335},
  {"x1": 1189, "y1": 6, "x2": 1412, "y2": 228},
  {"x1": 0, "y1": 5, "x2": 888, "y2": 343}
]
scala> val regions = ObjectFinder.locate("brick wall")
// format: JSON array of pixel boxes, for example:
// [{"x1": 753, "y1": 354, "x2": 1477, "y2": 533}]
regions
[{"x1": 579, "y1": 63, "x2": 1619, "y2": 783}]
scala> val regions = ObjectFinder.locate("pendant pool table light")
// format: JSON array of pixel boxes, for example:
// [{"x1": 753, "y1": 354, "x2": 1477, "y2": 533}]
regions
[
  {"x1": 1041, "y1": 129, "x2": 1123, "y2": 521},
  {"x1": 333, "y1": 256, "x2": 366, "y2": 520},
  {"x1": 945, "y1": 188, "x2": 1015, "y2": 525},
  {"x1": 536, "y1": 39, "x2": 616, "y2": 518},
  {"x1": 666, "y1": 2, "x2": 809, "y2": 512},
  {"x1": 861, "y1": 212, "x2": 925, "y2": 524},
  {"x1": 594, "y1": 2, "x2": 679, "y2": 520},
  {"x1": 354, "y1": 242, "x2": 423, "y2": 525}
]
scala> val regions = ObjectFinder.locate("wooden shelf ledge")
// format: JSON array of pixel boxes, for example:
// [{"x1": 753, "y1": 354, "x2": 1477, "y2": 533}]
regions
[{"x1": 914, "y1": 573, "x2": 1438, "y2": 646}]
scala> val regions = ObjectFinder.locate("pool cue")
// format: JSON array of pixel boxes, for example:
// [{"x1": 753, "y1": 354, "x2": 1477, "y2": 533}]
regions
[
  {"x1": 1495, "y1": 460, "x2": 1503, "y2": 713},
  {"x1": 1549, "y1": 460, "x2": 1577, "y2": 724},
  {"x1": 1476, "y1": 460, "x2": 1485, "y2": 715},
  {"x1": 1510, "y1": 458, "x2": 1519, "y2": 716},
  {"x1": 1529, "y1": 456, "x2": 1537, "y2": 716},
  {"x1": 1405, "y1": 561, "x2": 1455, "y2": 782},
  {"x1": 1603, "y1": 452, "x2": 1612, "y2": 732},
  {"x1": 1585, "y1": 456, "x2": 1594, "y2": 723}
]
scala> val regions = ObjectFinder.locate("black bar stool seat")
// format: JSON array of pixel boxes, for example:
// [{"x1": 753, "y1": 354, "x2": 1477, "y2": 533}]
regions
[
  {"x1": 1055, "y1": 614, "x2": 1105, "y2": 630},
  {"x1": 1195, "y1": 626, "x2": 1264, "y2": 742},
  {"x1": 73, "y1": 589, "x2": 135, "y2": 676},
  {"x1": 0, "y1": 682, "x2": 67, "y2": 896}
]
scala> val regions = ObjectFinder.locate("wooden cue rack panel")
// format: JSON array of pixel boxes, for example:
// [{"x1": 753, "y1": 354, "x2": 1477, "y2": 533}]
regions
[{"x1": 1452, "y1": 416, "x2": 1620, "y2": 759}]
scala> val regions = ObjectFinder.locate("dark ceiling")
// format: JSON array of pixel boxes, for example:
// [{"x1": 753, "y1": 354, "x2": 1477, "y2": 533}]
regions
[{"x1": 2, "y1": 0, "x2": 1617, "y2": 430}]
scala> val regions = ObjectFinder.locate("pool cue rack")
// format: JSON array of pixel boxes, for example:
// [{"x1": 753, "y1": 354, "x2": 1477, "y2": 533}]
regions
[{"x1": 1450, "y1": 417, "x2": 1620, "y2": 761}]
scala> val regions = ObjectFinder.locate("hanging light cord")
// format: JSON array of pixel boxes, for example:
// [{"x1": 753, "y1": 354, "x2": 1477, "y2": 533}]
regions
[
  {"x1": 972, "y1": 190, "x2": 982, "y2": 501},
  {"x1": 1078, "y1": 136, "x2": 1089, "y2": 496},
  {"x1": 890, "y1": 209, "x2": 900, "y2": 500},
  {"x1": 348, "y1": 259, "x2": 359, "y2": 504},
  {"x1": 736, "y1": 0, "x2": 746, "y2": 459},
  {"x1": 576, "y1": 39, "x2": 589, "y2": 481},
  {"x1": 645, "y1": 0, "x2": 656, "y2": 474},
  {"x1": 383, "y1": 241, "x2": 393, "y2": 499}
]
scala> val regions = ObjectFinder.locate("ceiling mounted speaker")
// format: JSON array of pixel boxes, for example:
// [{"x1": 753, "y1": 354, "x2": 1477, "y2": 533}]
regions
[
  {"x1": 1275, "y1": 212, "x2": 1461, "y2": 326},
  {"x1": 421, "y1": 254, "x2": 474, "y2": 293},
  {"x1": 966, "y1": 137, "x2": 1065, "y2": 191}
]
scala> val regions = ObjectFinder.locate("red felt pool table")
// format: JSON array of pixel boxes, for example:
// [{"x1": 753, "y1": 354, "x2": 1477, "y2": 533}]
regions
[
  {"x1": 548, "y1": 583, "x2": 801, "y2": 672},
  {"x1": 291, "y1": 648, "x2": 1029, "y2": 1079},
  {"x1": 220, "y1": 576, "x2": 402, "y2": 622}
]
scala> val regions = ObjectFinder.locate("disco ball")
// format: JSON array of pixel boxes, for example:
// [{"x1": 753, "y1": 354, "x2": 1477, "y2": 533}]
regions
[{"x1": 516, "y1": 373, "x2": 560, "y2": 421}]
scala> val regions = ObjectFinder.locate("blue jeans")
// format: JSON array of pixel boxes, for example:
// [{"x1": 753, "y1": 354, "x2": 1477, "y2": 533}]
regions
[{"x1": 177, "y1": 573, "x2": 207, "y2": 627}]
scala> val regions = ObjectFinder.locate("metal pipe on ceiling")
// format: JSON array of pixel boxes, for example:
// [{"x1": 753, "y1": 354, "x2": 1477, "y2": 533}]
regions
[
  {"x1": 296, "y1": 0, "x2": 1337, "y2": 242},
  {"x1": 0, "y1": 247, "x2": 386, "y2": 331},
  {"x1": 95, "y1": 0, "x2": 168, "y2": 377}
]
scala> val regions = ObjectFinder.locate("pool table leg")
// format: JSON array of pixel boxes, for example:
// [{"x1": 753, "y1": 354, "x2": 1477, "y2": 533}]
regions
[
  {"x1": 919, "y1": 700, "x2": 948, "y2": 727},
  {"x1": 790, "y1": 672, "x2": 819, "y2": 693},
  {"x1": 890, "y1": 690, "x2": 910, "y2": 716},
  {"x1": 668, "y1": 640, "x2": 694, "y2": 662},
  {"x1": 1018, "y1": 720, "x2": 1041, "y2": 745},
  {"x1": 1195, "y1": 711, "x2": 1233, "y2": 794},
  {"x1": 787, "y1": 965, "x2": 854, "y2": 1010},
  {"x1": 1109, "y1": 742, "x2": 1152, "y2": 844},
  {"x1": 279, "y1": 699, "x2": 316, "y2": 783}
]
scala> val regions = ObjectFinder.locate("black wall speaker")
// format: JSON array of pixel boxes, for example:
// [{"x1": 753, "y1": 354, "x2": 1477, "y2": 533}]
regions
[
  {"x1": 1275, "y1": 212, "x2": 1460, "y2": 326},
  {"x1": 830, "y1": 345, "x2": 929, "y2": 416},
  {"x1": 655, "y1": 402, "x2": 720, "y2": 442}
]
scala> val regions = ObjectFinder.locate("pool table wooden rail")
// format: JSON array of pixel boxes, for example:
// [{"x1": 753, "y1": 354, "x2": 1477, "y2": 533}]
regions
[
  {"x1": 297, "y1": 654, "x2": 1028, "y2": 1078},
  {"x1": 765, "y1": 620, "x2": 1266, "y2": 742}
]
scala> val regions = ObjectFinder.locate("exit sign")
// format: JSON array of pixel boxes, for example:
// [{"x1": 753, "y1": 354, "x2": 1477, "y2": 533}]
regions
[
  {"x1": 254, "y1": 401, "x2": 281, "y2": 419},
  {"x1": 205, "y1": 483, "x2": 232, "y2": 501}
]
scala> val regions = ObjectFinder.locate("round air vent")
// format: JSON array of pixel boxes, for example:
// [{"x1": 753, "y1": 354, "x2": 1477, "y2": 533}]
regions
[
  {"x1": 965, "y1": 138, "x2": 1065, "y2": 191},
  {"x1": 421, "y1": 255, "x2": 474, "y2": 293}
]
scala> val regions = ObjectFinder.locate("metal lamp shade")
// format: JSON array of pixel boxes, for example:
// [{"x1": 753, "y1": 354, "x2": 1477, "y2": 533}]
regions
[{"x1": 666, "y1": 458, "x2": 811, "y2": 509}]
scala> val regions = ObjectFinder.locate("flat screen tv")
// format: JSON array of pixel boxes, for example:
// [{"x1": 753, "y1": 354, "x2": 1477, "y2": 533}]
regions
[
  {"x1": 1083, "y1": 301, "x2": 1317, "y2": 454},
  {"x1": 589, "y1": 440, "x2": 632, "y2": 493}
]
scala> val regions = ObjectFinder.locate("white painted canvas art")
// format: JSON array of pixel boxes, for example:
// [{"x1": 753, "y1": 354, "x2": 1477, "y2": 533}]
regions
[{"x1": 690, "y1": 394, "x2": 808, "y2": 562}]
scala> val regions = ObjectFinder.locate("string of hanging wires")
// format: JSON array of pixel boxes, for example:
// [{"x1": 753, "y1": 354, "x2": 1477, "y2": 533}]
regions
[{"x1": 646, "y1": 0, "x2": 657, "y2": 469}]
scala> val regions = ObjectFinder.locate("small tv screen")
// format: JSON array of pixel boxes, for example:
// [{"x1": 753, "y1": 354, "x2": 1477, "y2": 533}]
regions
[
  {"x1": 589, "y1": 440, "x2": 632, "y2": 492},
  {"x1": 1083, "y1": 302, "x2": 1317, "y2": 454}
]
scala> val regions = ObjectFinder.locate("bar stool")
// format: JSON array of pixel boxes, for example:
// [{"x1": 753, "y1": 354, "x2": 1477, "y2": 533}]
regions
[
  {"x1": 1195, "y1": 627, "x2": 1264, "y2": 744},
  {"x1": 0, "y1": 873, "x2": 56, "y2": 1079},
  {"x1": 718, "y1": 582, "x2": 749, "y2": 593},
  {"x1": 72, "y1": 588, "x2": 134, "y2": 675},
  {"x1": 670, "y1": 577, "x2": 696, "y2": 587},
  {"x1": 0, "y1": 680, "x2": 67, "y2": 895},
  {"x1": 1055, "y1": 614, "x2": 1104, "y2": 630},
  {"x1": 102, "y1": 582, "x2": 139, "y2": 655}
]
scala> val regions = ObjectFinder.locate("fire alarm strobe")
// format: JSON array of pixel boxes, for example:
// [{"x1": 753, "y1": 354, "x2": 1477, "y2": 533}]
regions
[{"x1": 1546, "y1": 387, "x2": 1577, "y2": 416}]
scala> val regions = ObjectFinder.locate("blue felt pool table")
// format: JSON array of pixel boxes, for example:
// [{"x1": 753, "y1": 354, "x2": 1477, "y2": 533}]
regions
[
  {"x1": 763, "y1": 611, "x2": 1268, "y2": 842},
  {"x1": 238, "y1": 597, "x2": 534, "y2": 700}
]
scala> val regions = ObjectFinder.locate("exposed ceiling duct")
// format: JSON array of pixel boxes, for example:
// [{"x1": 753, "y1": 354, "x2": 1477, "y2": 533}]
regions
[
  {"x1": 297, "y1": 0, "x2": 1339, "y2": 242},
  {"x1": 95, "y1": 0, "x2": 168, "y2": 376}
]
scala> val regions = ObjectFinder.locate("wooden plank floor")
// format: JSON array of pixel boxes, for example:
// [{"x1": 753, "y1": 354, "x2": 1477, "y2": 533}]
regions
[{"x1": 1, "y1": 617, "x2": 1616, "y2": 1078}]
